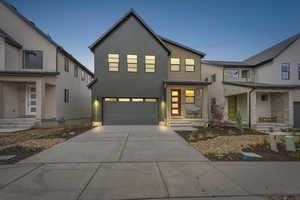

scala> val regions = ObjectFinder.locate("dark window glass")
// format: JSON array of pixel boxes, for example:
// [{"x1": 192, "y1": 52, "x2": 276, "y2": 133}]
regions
[
  {"x1": 23, "y1": 50, "x2": 43, "y2": 69},
  {"x1": 74, "y1": 65, "x2": 78, "y2": 77},
  {"x1": 64, "y1": 89, "x2": 70, "y2": 103},
  {"x1": 281, "y1": 63, "x2": 290, "y2": 80},
  {"x1": 211, "y1": 74, "x2": 216, "y2": 82},
  {"x1": 241, "y1": 70, "x2": 249, "y2": 78},
  {"x1": 64, "y1": 57, "x2": 69, "y2": 72}
]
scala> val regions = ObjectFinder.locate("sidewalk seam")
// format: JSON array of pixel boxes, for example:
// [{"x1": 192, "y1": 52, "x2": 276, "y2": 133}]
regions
[
  {"x1": 155, "y1": 162, "x2": 170, "y2": 198},
  {"x1": 118, "y1": 131, "x2": 130, "y2": 161}
]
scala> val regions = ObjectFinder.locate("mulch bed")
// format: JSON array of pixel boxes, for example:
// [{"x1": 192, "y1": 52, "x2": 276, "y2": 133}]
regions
[
  {"x1": 177, "y1": 127, "x2": 300, "y2": 161},
  {"x1": 0, "y1": 126, "x2": 92, "y2": 164}
]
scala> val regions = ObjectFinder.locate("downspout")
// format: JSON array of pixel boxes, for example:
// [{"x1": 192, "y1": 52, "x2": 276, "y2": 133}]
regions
[{"x1": 248, "y1": 88, "x2": 255, "y2": 128}]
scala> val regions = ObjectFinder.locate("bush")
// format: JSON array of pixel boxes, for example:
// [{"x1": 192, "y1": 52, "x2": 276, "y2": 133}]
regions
[
  {"x1": 235, "y1": 113, "x2": 244, "y2": 133},
  {"x1": 191, "y1": 130, "x2": 199, "y2": 139},
  {"x1": 289, "y1": 152, "x2": 300, "y2": 159}
]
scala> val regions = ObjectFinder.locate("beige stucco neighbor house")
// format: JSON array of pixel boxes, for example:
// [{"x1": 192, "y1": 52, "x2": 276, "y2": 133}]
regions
[
  {"x1": 0, "y1": 1, "x2": 93, "y2": 128},
  {"x1": 202, "y1": 33, "x2": 300, "y2": 130}
]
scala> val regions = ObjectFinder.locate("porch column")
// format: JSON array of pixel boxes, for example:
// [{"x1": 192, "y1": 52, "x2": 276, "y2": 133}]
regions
[
  {"x1": 202, "y1": 87, "x2": 209, "y2": 120},
  {"x1": 35, "y1": 79, "x2": 45, "y2": 120},
  {"x1": 250, "y1": 91, "x2": 257, "y2": 126},
  {"x1": 0, "y1": 38, "x2": 5, "y2": 70}
]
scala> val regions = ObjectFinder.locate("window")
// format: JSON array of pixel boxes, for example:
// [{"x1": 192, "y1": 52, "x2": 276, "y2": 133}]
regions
[
  {"x1": 170, "y1": 58, "x2": 180, "y2": 71},
  {"x1": 241, "y1": 70, "x2": 249, "y2": 79},
  {"x1": 145, "y1": 56, "x2": 155, "y2": 72},
  {"x1": 104, "y1": 98, "x2": 117, "y2": 102},
  {"x1": 118, "y1": 98, "x2": 130, "y2": 102},
  {"x1": 74, "y1": 65, "x2": 78, "y2": 77},
  {"x1": 281, "y1": 63, "x2": 290, "y2": 80},
  {"x1": 211, "y1": 74, "x2": 216, "y2": 82},
  {"x1": 108, "y1": 54, "x2": 119, "y2": 72},
  {"x1": 23, "y1": 50, "x2": 43, "y2": 69},
  {"x1": 185, "y1": 59, "x2": 195, "y2": 72},
  {"x1": 261, "y1": 94, "x2": 268, "y2": 101},
  {"x1": 132, "y1": 98, "x2": 144, "y2": 102},
  {"x1": 185, "y1": 89, "x2": 195, "y2": 104},
  {"x1": 81, "y1": 70, "x2": 85, "y2": 81},
  {"x1": 145, "y1": 98, "x2": 157, "y2": 102},
  {"x1": 298, "y1": 65, "x2": 300, "y2": 80},
  {"x1": 127, "y1": 54, "x2": 138, "y2": 72},
  {"x1": 64, "y1": 89, "x2": 70, "y2": 103},
  {"x1": 64, "y1": 57, "x2": 69, "y2": 72}
]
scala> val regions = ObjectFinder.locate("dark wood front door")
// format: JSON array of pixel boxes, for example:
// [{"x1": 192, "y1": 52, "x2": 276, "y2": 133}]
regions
[{"x1": 171, "y1": 89, "x2": 181, "y2": 116}]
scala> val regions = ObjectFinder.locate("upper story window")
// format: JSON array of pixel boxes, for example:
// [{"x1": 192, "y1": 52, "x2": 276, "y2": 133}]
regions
[
  {"x1": 185, "y1": 59, "x2": 195, "y2": 72},
  {"x1": 64, "y1": 57, "x2": 69, "y2": 72},
  {"x1": 127, "y1": 54, "x2": 138, "y2": 72},
  {"x1": 281, "y1": 63, "x2": 290, "y2": 80},
  {"x1": 170, "y1": 58, "x2": 180, "y2": 72},
  {"x1": 74, "y1": 65, "x2": 78, "y2": 77},
  {"x1": 64, "y1": 89, "x2": 70, "y2": 103},
  {"x1": 145, "y1": 55, "x2": 155, "y2": 72},
  {"x1": 108, "y1": 53, "x2": 119, "y2": 72},
  {"x1": 81, "y1": 70, "x2": 85, "y2": 81},
  {"x1": 185, "y1": 89, "x2": 195, "y2": 104},
  {"x1": 298, "y1": 65, "x2": 300, "y2": 80},
  {"x1": 241, "y1": 70, "x2": 249, "y2": 79},
  {"x1": 23, "y1": 50, "x2": 43, "y2": 69},
  {"x1": 211, "y1": 74, "x2": 216, "y2": 82},
  {"x1": 230, "y1": 69, "x2": 239, "y2": 79}
]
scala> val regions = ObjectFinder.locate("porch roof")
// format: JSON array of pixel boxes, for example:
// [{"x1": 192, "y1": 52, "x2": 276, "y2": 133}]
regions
[
  {"x1": 0, "y1": 71, "x2": 59, "y2": 77},
  {"x1": 223, "y1": 81, "x2": 300, "y2": 89},
  {"x1": 164, "y1": 80, "x2": 211, "y2": 86}
]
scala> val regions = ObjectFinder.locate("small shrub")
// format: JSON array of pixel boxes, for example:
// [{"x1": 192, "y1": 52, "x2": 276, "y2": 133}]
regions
[
  {"x1": 25, "y1": 146, "x2": 38, "y2": 153},
  {"x1": 228, "y1": 129, "x2": 237, "y2": 135},
  {"x1": 288, "y1": 152, "x2": 300, "y2": 159},
  {"x1": 292, "y1": 130, "x2": 299, "y2": 136},
  {"x1": 235, "y1": 113, "x2": 244, "y2": 133},
  {"x1": 251, "y1": 127, "x2": 257, "y2": 134},
  {"x1": 191, "y1": 130, "x2": 199, "y2": 140},
  {"x1": 268, "y1": 127, "x2": 274, "y2": 133},
  {"x1": 206, "y1": 131, "x2": 215, "y2": 138},
  {"x1": 210, "y1": 104, "x2": 224, "y2": 127}
]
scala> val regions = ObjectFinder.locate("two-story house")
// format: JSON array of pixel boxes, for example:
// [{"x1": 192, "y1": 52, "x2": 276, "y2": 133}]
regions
[
  {"x1": 88, "y1": 9, "x2": 210, "y2": 126},
  {"x1": 0, "y1": 0, "x2": 93, "y2": 128},
  {"x1": 202, "y1": 33, "x2": 300, "y2": 130}
]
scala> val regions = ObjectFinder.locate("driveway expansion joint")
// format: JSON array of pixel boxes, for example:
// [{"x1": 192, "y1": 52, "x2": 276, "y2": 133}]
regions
[{"x1": 155, "y1": 162, "x2": 170, "y2": 198}]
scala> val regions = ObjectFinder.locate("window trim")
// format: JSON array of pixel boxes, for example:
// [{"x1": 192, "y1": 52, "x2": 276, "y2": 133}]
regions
[
  {"x1": 185, "y1": 59, "x2": 195, "y2": 72},
  {"x1": 23, "y1": 50, "x2": 43, "y2": 69},
  {"x1": 241, "y1": 69, "x2": 249, "y2": 79},
  {"x1": 170, "y1": 57, "x2": 180, "y2": 72},
  {"x1": 108, "y1": 53, "x2": 120, "y2": 72},
  {"x1": 281, "y1": 63, "x2": 290, "y2": 80},
  {"x1": 145, "y1": 55, "x2": 155, "y2": 73},
  {"x1": 185, "y1": 89, "x2": 195, "y2": 104},
  {"x1": 127, "y1": 54, "x2": 138, "y2": 73}
]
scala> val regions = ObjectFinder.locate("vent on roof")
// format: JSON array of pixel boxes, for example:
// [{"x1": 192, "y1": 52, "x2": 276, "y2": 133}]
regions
[{"x1": 29, "y1": 21, "x2": 35, "y2": 26}]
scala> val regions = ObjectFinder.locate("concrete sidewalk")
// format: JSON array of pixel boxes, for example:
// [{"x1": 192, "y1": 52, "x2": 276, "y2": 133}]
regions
[{"x1": 0, "y1": 126, "x2": 299, "y2": 200}]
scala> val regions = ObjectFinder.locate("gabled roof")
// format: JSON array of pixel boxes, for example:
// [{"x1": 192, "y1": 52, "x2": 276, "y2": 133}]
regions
[
  {"x1": 0, "y1": 27, "x2": 22, "y2": 49},
  {"x1": 159, "y1": 36, "x2": 206, "y2": 57},
  {"x1": 202, "y1": 60, "x2": 250, "y2": 67},
  {"x1": 89, "y1": 9, "x2": 171, "y2": 55},
  {"x1": 0, "y1": 0, "x2": 93, "y2": 76},
  {"x1": 244, "y1": 32, "x2": 300, "y2": 66}
]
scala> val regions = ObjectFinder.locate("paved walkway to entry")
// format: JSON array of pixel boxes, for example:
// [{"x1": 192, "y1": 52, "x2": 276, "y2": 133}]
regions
[{"x1": 0, "y1": 126, "x2": 299, "y2": 200}]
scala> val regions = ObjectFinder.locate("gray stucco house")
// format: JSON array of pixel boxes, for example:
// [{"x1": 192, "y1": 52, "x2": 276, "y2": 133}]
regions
[{"x1": 88, "y1": 9, "x2": 210, "y2": 126}]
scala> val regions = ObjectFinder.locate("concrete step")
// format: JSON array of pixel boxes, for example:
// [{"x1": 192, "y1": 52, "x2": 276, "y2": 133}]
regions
[
  {"x1": 0, "y1": 118, "x2": 37, "y2": 129},
  {"x1": 0, "y1": 118, "x2": 37, "y2": 123}
]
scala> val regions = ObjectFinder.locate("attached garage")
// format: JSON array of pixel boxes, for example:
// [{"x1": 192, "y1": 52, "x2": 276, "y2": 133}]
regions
[
  {"x1": 103, "y1": 98, "x2": 159, "y2": 125},
  {"x1": 294, "y1": 102, "x2": 300, "y2": 128}
]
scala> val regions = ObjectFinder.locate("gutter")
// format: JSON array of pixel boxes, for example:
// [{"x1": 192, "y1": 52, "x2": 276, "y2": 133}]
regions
[{"x1": 248, "y1": 88, "x2": 255, "y2": 128}]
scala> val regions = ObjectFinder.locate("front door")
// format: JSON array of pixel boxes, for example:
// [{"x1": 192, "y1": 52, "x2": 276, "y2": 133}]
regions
[
  {"x1": 26, "y1": 85, "x2": 37, "y2": 116},
  {"x1": 228, "y1": 96, "x2": 237, "y2": 120},
  {"x1": 171, "y1": 89, "x2": 181, "y2": 116}
]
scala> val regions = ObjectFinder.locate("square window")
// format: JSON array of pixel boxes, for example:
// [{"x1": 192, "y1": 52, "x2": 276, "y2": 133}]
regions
[
  {"x1": 185, "y1": 89, "x2": 195, "y2": 104},
  {"x1": 241, "y1": 70, "x2": 249, "y2": 78},
  {"x1": 170, "y1": 58, "x2": 180, "y2": 72},
  {"x1": 23, "y1": 50, "x2": 43, "y2": 69},
  {"x1": 261, "y1": 94, "x2": 268, "y2": 101},
  {"x1": 185, "y1": 59, "x2": 195, "y2": 72}
]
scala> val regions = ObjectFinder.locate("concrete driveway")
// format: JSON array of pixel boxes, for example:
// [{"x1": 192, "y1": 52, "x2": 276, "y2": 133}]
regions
[{"x1": 0, "y1": 126, "x2": 299, "y2": 200}]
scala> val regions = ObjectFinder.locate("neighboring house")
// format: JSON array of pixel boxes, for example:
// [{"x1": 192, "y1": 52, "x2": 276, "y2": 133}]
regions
[
  {"x1": 202, "y1": 33, "x2": 300, "y2": 130},
  {"x1": 88, "y1": 9, "x2": 210, "y2": 126},
  {"x1": 0, "y1": 0, "x2": 93, "y2": 128}
]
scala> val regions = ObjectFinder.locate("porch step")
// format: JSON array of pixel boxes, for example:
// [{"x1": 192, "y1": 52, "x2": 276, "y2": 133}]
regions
[
  {"x1": 169, "y1": 119, "x2": 193, "y2": 127},
  {"x1": 0, "y1": 118, "x2": 38, "y2": 129},
  {"x1": 256, "y1": 123, "x2": 290, "y2": 132}
]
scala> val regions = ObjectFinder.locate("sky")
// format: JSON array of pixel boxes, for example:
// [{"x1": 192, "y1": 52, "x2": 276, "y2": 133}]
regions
[{"x1": 6, "y1": 0, "x2": 300, "y2": 72}]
